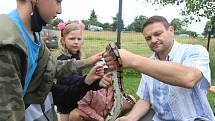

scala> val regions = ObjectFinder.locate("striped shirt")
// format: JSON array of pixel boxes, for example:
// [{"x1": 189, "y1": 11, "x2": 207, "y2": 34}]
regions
[{"x1": 137, "y1": 41, "x2": 215, "y2": 121}]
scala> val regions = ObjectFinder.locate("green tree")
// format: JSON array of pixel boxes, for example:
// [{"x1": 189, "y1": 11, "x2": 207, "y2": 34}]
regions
[
  {"x1": 50, "y1": 18, "x2": 64, "y2": 29},
  {"x1": 83, "y1": 9, "x2": 104, "y2": 30},
  {"x1": 102, "y1": 23, "x2": 113, "y2": 31},
  {"x1": 203, "y1": 18, "x2": 215, "y2": 37},
  {"x1": 89, "y1": 9, "x2": 98, "y2": 25},
  {"x1": 112, "y1": 13, "x2": 124, "y2": 31},
  {"x1": 81, "y1": 20, "x2": 90, "y2": 30},
  {"x1": 182, "y1": 30, "x2": 198, "y2": 37},
  {"x1": 112, "y1": 15, "x2": 117, "y2": 31},
  {"x1": 45, "y1": 18, "x2": 63, "y2": 29},
  {"x1": 171, "y1": 18, "x2": 185, "y2": 34},
  {"x1": 145, "y1": 0, "x2": 215, "y2": 20},
  {"x1": 127, "y1": 15, "x2": 148, "y2": 32}
]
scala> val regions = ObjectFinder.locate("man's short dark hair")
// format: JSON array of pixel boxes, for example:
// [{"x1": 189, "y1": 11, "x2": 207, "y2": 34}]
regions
[{"x1": 143, "y1": 16, "x2": 170, "y2": 30}]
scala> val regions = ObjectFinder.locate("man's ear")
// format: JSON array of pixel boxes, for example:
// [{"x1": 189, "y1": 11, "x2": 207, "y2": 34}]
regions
[{"x1": 168, "y1": 26, "x2": 174, "y2": 33}]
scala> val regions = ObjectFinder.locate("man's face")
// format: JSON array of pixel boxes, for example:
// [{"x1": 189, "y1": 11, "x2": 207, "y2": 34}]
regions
[
  {"x1": 36, "y1": 0, "x2": 62, "y2": 23},
  {"x1": 143, "y1": 22, "x2": 174, "y2": 54}
]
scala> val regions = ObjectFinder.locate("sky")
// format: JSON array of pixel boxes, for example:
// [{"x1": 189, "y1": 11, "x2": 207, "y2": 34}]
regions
[{"x1": 0, "y1": 0, "x2": 209, "y2": 34}]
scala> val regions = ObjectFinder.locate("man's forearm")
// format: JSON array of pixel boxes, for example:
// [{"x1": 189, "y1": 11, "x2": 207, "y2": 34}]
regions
[
  {"x1": 126, "y1": 99, "x2": 151, "y2": 121},
  {"x1": 131, "y1": 55, "x2": 202, "y2": 88}
]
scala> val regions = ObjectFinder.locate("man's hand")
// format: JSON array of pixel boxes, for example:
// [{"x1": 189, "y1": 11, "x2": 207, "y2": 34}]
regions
[
  {"x1": 103, "y1": 46, "x2": 137, "y2": 70},
  {"x1": 117, "y1": 49, "x2": 136, "y2": 68},
  {"x1": 103, "y1": 51, "x2": 117, "y2": 71}
]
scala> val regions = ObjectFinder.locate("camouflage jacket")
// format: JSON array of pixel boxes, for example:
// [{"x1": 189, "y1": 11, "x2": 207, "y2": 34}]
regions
[{"x1": 0, "y1": 14, "x2": 85, "y2": 121}]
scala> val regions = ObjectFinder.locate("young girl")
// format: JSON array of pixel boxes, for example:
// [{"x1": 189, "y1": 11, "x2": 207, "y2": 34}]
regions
[
  {"x1": 69, "y1": 86, "x2": 136, "y2": 121},
  {"x1": 69, "y1": 70, "x2": 136, "y2": 121},
  {"x1": 51, "y1": 20, "x2": 112, "y2": 121}
]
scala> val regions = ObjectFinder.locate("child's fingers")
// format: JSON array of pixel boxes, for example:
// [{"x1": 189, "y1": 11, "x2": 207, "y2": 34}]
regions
[
  {"x1": 100, "y1": 79, "x2": 111, "y2": 88},
  {"x1": 100, "y1": 83, "x2": 110, "y2": 88},
  {"x1": 105, "y1": 72, "x2": 113, "y2": 77},
  {"x1": 96, "y1": 69, "x2": 104, "y2": 76}
]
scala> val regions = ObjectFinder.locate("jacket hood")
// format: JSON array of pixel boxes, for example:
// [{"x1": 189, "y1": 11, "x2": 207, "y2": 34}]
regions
[{"x1": 0, "y1": 14, "x2": 27, "y2": 55}]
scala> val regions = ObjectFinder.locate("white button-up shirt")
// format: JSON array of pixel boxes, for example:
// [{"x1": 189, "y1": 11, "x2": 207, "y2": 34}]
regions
[{"x1": 137, "y1": 41, "x2": 215, "y2": 121}]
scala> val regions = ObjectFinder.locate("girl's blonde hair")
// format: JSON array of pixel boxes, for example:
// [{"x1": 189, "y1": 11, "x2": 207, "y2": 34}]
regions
[{"x1": 62, "y1": 20, "x2": 82, "y2": 37}]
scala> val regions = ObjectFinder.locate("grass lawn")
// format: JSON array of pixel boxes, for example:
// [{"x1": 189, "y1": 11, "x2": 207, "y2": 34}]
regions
[{"x1": 52, "y1": 30, "x2": 215, "y2": 112}]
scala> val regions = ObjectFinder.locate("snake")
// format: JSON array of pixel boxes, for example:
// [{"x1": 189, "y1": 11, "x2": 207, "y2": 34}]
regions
[{"x1": 105, "y1": 43, "x2": 135, "y2": 121}]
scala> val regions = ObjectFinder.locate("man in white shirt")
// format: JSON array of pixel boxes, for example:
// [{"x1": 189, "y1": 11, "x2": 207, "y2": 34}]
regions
[{"x1": 111, "y1": 15, "x2": 215, "y2": 121}]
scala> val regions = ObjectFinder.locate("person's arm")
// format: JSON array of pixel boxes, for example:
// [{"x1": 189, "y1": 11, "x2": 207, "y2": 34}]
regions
[
  {"x1": 52, "y1": 65, "x2": 104, "y2": 105},
  {"x1": 0, "y1": 47, "x2": 25, "y2": 121},
  {"x1": 55, "y1": 52, "x2": 103, "y2": 80},
  {"x1": 78, "y1": 91, "x2": 104, "y2": 121},
  {"x1": 52, "y1": 77, "x2": 101, "y2": 106},
  {"x1": 52, "y1": 76, "x2": 90, "y2": 105},
  {"x1": 116, "y1": 99, "x2": 151, "y2": 121},
  {"x1": 117, "y1": 48, "x2": 205, "y2": 89},
  {"x1": 132, "y1": 55, "x2": 201, "y2": 88}
]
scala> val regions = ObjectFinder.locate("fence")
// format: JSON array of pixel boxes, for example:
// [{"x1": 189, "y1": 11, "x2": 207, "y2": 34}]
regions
[
  {"x1": 54, "y1": 30, "x2": 214, "y2": 59},
  {"x1": 82, "y1": 30, "x2": 152, "y2": 58}
]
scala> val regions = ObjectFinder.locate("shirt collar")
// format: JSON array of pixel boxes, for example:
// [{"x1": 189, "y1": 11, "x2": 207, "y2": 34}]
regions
[{"x1": 151, "y1": 40, "x2": 180, "y2": 61}]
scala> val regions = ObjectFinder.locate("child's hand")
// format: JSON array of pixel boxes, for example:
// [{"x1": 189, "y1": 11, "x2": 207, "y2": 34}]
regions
[
  {"x1": 84, "y1": 52, "x2": 103, "y2": 66},
  {"x1": 84, "y1": 65, "x2": 104, "y2": 85},
  {"x1": 99, "y1": 72, "x2": 112, "y2": 88}
]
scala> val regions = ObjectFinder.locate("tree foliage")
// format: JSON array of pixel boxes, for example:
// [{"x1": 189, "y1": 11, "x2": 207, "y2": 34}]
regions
[
  {"x1": 82, "y1": 9, "x2": 112, "y2": 31},
  {"x1": 52, "y1": 18, "x2": 64, "y2": 27},
  {"x1": 171, "y1": 18, "x2": 183, "y2": 32},
  {"x1": 102, "y1": 23, "x2": 113, "y2": 31},
  {"x1": 180, "y1": 30, "x2": 198, "y2": 37},
  {"x1": 145, "y1": 0, "x2": 215, "y2": 20},
  {"x1": 203, "y1": 17, "x2": 215, "y2": 37},
  {"x1": 112, "y1": 13, "x2": 125, "y2": 31},
  {"x1": 46, "y1": 18, "x2": 64, "y2": 29},
  {"x1": 112, "y1": 15, "x2": 118, "y2": 31},
  {"x1": 127, "y1": 15, "x2": 148, "y2": 32},
  {"x1": 81, "y1": 19, "x2": 90, "y2": 30},
  {"x1": 89, "y1": 9, "x2": 99, "y2": 25}
]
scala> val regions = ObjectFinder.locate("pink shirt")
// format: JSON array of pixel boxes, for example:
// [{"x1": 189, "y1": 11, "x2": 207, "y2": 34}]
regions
[{"x1": 78, "y1": 86, "x2": 113, "y2": 121}]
